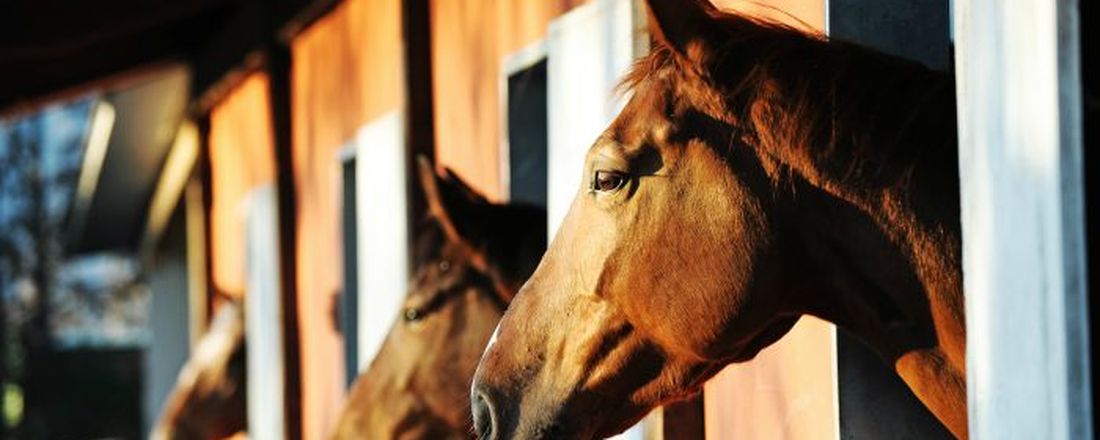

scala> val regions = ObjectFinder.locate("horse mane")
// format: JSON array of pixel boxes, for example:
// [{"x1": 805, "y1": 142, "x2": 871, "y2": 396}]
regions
[
  {"x1": 623, "y1": 9, "x2": 957, "y2": 214},
  {"x1": 620, "y1": 11, "x2": 813, "y2": 94}
]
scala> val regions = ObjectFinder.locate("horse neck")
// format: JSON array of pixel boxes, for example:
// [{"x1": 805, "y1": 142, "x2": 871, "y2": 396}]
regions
[{"x1": 749, "y1": 46, "x2": 965, "y2": 365}]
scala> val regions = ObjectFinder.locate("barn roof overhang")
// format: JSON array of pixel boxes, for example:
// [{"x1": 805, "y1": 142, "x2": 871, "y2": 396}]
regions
[{"x1": 1, "y1": 0, "x2": 341, "y2": 257}]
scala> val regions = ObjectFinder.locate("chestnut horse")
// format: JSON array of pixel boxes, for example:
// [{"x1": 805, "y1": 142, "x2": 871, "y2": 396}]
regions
[
  {"x1": 330, "y1": 158, "x2": 546, "y2": 439},
  {"x1": 152, "y1": 301, "x2": 247, "y2": 440},
  {"x1": 152, "y1": 160, "x2": 545, "y2": 440},
  {"x1": 472, "y1": 0, "x2": 965, "y2": 438}
]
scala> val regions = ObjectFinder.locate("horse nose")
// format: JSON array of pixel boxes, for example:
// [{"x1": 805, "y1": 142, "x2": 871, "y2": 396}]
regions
[{"x1": 472, "y1": 390, "x2": 498, "y2": 439}]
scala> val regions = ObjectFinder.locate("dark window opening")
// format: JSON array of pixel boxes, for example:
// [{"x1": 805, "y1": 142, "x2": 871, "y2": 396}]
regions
[
  {"x1": 507, "y1": 59, "x2": 549, "y2": 209},
  {"x1": 340, "y1": 157, "x2": 359, "y2": 388},
  {"x1": 829, "y1": 1, "x2": 955, "y2": 438}
]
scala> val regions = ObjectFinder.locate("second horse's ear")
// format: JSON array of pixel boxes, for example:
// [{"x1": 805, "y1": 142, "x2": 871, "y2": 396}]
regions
[{"x1": 416, "y1": 155, "x2": 488, "y2": 246}]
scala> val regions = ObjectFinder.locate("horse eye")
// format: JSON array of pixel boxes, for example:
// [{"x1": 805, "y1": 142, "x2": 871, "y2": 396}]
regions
[
  {"x1": 403, "y1": 308, "x2": 423, "y2": 323},
  {"x1": 439, "y1": 260, "x2": 451, "y2": 272},
  {"x1": 593, "y1": 170, "x2": 627, "y2": 192}
]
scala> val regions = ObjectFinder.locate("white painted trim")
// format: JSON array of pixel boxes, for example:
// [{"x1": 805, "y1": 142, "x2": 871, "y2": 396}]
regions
[
  {"x1": 353, "y1": 111, "x2": 409, "y2": 372},
  {"x1": 244, "y1": 185, "x2": 286, "y2": 440},
  {"x1": 954, "y1": 0, "x2": 1090, "y2": 438},
  {"x1": 498, "y1": 39, "x2": 550, "y2": 202},
  {"x1": 546, "y1": 0, "x2": 640, "y2": 238}
]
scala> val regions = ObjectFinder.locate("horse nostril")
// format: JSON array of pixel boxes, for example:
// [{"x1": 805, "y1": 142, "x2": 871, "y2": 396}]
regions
[{"x1": 472, "y1": 391, "x2": 496, "y2": 439}]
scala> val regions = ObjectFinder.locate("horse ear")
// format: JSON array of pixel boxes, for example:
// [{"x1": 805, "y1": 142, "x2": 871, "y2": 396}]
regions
[
  {"x1": 439, "y1": 166, "x2": 489, "y2": 206},
  {"x1": 645, "y1": 0, "x2": 722, "y2": 61},
  {"x1": 415, "y1": 155, "x2": 486, "y2": 246}
]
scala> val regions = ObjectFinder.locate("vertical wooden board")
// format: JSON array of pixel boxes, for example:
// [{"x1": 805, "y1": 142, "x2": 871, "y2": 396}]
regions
[
  {"x1": 702, "y1": 2, "x2": 837, "y2": 440},
  {"x1": 955, "y1": 0, "x2": 1091, "y2": 437},
  {"x1": 245, "y1": 184, "x2": 287, "y2": 440},
  {"x1": 289, "y1": 0, "x2": 404, "y2": 437},
  {"x1": 546, "y1": 0, "x2": 638, "y2": 237},
  {"x1": 207, "y1": 73, "x2": 276, "y2": 298},
  {"x1": 353, "y1": 112, "x2": 408, "y2": 373},
  {"x1": 703, "y1": 317, "x2": 837, "y2": 440}
]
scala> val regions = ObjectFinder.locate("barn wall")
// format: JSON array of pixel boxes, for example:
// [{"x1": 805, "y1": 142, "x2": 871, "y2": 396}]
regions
[
  {"x1": 289, "y1": 0, "x2": 403, "y2": 437},
  {"x1": 429, "y1": 0, "x2": 590, "y2": 198},
  {"x1": 701, "y1": 2, "x2": 837, "y2": 440},
  {"x1": 207, "y1": 72, "x2": 277, "y2": 299}
]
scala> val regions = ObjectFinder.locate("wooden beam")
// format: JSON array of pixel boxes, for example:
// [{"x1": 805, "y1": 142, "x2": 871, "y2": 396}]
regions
[
  {"x1": 0, "y1": 0, "x2": 326, "y2": 114},
  {"x1": 401, "y1": 0, "x2": 437, "y2": 265},
  {"x1": 265, "y1": 44, "x2": 303, "y2": 440},
  {"x1": 0, "y1": 0, "x2": 235, "y2": 110}
]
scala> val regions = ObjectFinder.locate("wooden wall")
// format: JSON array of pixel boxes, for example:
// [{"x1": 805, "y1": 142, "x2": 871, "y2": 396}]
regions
[
  {"x1": 280, "y1": 0, "x2": 833, "y2": 438},
  {"x1": 429, "y1": 0, "x2": 589, "y2": 198},
  {"x1": 289, "y1": 0, "x2": 403, "y2": 437},
  {"x1": 208, "y1": 72, "x2": 276, "y2": 299}
]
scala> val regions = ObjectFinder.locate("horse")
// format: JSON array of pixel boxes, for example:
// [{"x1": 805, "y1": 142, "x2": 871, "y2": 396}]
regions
[
  {"x1": 152, "y1": 300, "x2": 247, "y2": 440},
  {"x1": 329, "y1": 157, "x2": 547, "y2": 439},
  {"x1": 471, "y1": 0, "x2": 965, "y2": 438}
]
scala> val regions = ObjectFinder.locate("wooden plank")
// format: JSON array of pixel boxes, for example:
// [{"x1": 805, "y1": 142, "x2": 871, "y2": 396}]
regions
[
  {"x1": 244, "y1": 184, "x2": 288, "y2": 440},
  {"x1": 954, "y1": 0, "x2": 1091, "y2": 437},
  {"x1": 267, "y1": 45, "x2": 304, "y2": 440},
  {"x1": 245, "y1": 183, "x2": 288, "y2": 440},
  {"x1": 289, "y1": 1, "x2": 405, "y2": 436},
  {"x1": 352, "y1": 113, "x2": 409, "y2": 371},
  {"x1": 703, "y1": 317, "x2": 837, "y2": 440},
  {"x1": 402, "y1": 0, "x2": 437, "y2": 262}
]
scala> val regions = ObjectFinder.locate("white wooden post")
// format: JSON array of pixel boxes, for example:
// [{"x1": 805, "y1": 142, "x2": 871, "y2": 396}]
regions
[
  {"x1": 546, "y1": 0, "x2": 640, "y2": 237},
  {"x1": 245, "y1": 185, "x2": 287, "y2": 440},
  {"x1": 954, "y1": 0, "x2": 1090, "y2": 438},
  {"x1": 354, "y1": 111, "x2": 409, "y2": 372}
]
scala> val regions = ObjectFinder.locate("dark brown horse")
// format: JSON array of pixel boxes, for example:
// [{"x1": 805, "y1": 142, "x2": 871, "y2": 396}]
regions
[
  {"x1": 472, "y1": 0, "x2": 965, "y2": 438},
  {"x1": 329, "y1": 158, "x2": 546, "y2": 439},
  {"x1": 152, "y1": 301, "x2": 247, "y2": 440}
]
